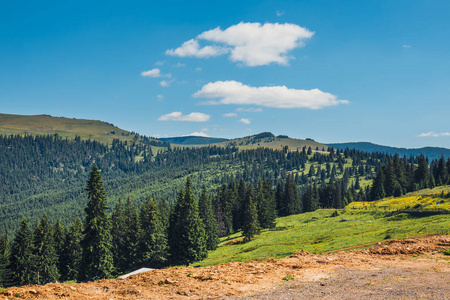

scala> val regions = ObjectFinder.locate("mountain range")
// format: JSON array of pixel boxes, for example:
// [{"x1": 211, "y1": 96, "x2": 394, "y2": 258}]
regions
[{"x1": 1, "y1": 113, "x2": 449, "y2": 159}]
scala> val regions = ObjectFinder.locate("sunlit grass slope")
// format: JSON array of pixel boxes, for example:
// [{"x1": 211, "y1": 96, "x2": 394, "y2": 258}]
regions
[
  {"x1": 349, "y1": 185, "x2": 450, "y2": 210},
  {"x1": 197, "y1": 187, "x2": 450, "y2": 267},
  {"x1": 0, "y1": 113, "x2": 139, "y2": 144}
]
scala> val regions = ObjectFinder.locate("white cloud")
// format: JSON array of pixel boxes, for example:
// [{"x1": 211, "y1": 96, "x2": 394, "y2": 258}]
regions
[
  {"x1": 155, "y1": 61, "x2": 166, "y2": 66},
  {"x1": 182, "y1": 131, "x2": 210, "y2": 137},
  {"x1": 276, "y1": 11, "x2": 284, "y2": 17},
  {"x1": 239, "y1": 118, "x2": 251, "y2": 125},
  {"x1": 158, "y1": 112, "x2": 211, "y2": 122},
  {"x1": 223, "y1": 113, "x2": 238, "y2": 118},
  {"x1": 417, "y1": 131, "x2": 450, "y2": 137},
  {"x1": 166, "y1": 39, "x2": 229, "y2": 58},
  {"x1": 194, "y1": 80, "x2": 349, "y2": 109},
  {"x1": 141, "y1": 68, "x2": 171, "y2": 79},
  {"x1": 195, "y1": 67, "x2": 202, "y2": 72},
  {"x1": 236, "y1": 107, "x2": 263, "y2": 112},
  {"x1": 173, "y1": 62, "x2": 186, "y2": 67},
  {"x1": 141, "y1": 68, "x2": 161, "y2": 77},
  {"x1": 403, "y1": 44, "x2": 411, "y2": 49},
  {"x1": 156, "y1": 94, "x2": 164, "y2": 101},
  {"x1": 160, "y1": 80, "x2": 174, "y2": 87},
  {"x1": 166, "y1": 22, "x2": 314, "y2": 66}
]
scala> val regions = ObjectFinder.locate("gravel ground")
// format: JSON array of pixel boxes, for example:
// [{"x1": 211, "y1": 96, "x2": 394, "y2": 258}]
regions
[{"x1": 235, "y1": 260, "x2": 450, "y2": 300}]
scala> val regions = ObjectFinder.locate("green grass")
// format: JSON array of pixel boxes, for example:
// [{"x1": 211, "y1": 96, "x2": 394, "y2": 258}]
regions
[
  {"x1": 0, "y1": 113, "x2": 157, "y2": 145},
  {"x1": 196, "y1": 202, "x2": 450, "y2": 267}
]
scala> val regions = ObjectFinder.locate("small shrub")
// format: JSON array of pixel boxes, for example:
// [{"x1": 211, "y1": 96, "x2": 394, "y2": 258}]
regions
[
  {"x1": 413, "y1": 203, "x2": 423, "y2": 209},
  {"x1": 282, "y1": 275, "x2": 294, "y2": 281},
  {"x1": 330, "y1": 210, "x2": 339, "y2": 218},
  {"x1": 443, "y1": 249, "x2": 450, "y2": 256},
  {"x1": 384, "y1": 234, "x2": 392, "y2": 240}
]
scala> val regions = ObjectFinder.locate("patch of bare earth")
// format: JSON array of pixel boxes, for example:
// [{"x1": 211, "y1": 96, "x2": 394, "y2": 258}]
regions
[{"x1": 2, "y1": 235, "x2": 450, "y2": 300}]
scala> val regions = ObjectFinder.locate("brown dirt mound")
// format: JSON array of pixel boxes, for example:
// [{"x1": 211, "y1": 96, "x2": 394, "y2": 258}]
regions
[
  {"x1": 2, "y1": 235, "x2": 449, "y2": 300},
  {"x1": 366, "y1": 236, "x2": 450, "y2": 255}
]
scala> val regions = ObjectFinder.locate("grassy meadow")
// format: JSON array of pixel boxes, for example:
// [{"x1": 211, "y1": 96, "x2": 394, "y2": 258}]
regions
[{"x1": 196, "y1": 186, "x2": 450, "y2": 267}]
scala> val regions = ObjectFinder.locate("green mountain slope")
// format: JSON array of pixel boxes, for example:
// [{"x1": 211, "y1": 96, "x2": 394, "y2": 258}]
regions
[
  {"x1": 213, "y1": 132, "x2": 328, "y2": 150},
  {"x1": 0, "y1": 113, "x2": 152, "y2": 145}
]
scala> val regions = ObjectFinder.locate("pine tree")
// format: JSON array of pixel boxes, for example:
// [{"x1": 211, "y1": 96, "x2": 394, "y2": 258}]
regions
[
  {"x1": 0, "y1": 232, "x2": 11, "y2": 287},
  {"x1": 371, "y1": 167, "x2": 386, "y2": 200},
  {"x1": 111, "y1": 198, "x2": 126, "y2": 272},
  {"x1": 282, "y1": 174, "x2": 302, "y2": 216},
  {"x1": 139, "y1": 197, "x2": 168, "y2": 268},
  {"x1": 34, "y1": 214, "x2": 60, "y2": 284},
  {"x1": 10, "y1": 219, "x2": 36, "y2": 286},
  {"x1": 198, "y1": 186, "x2": 219, "y2": 250},
  {"x1": 122, "y1": 197, "x2": 140, "y2": 271},
  {"x1": 256, "y1": 179, "x2": 277, "y2": 229},
  {"x1": 168, "y1": 177, "x2": 207, "y2": 265},
  {"x1": 414, "y1": 155, "x2": 430, "y2": 189},
  {"x1": 79, "y1": 164, "x2": 114, "y2": 281},
  {"x1": 232, "y1": 179, "x2": 246, "y2": 231},
  {"x1": 302, "y1": 184, "x2": 319, "y2": 212},
  {"x1": 242, "y1": 186, "x2": 260, "y2": 242},
  {"x1": 62, "y1": 218, "x2": 83, "y2": 281},
  {"x1": 275, "y1": 180, "x2": 284, "y2": 215},
  {"x1": 53, "y1": 219, "x2": 66, "y2": 280}
]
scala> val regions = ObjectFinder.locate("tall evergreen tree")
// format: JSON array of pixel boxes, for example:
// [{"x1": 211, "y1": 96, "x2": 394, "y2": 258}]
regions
[
  {"x1": 282, "y1": 174, "x2": 302, "y2": 216},
  {"x1": 414, "y1": 155, "x2": 430, "y2": 189},
  {"x1": 52, "y1": 219, "x2": 66, "y2": 280},
  {"x1": 61, "y1": 218, "x2": 83, "y2": 281},
  {"x1": 34, "y1": 214, "x2": 59, "y2": 284},
  {"x1": 168, "y1": 178, "x2": 207, "y2": 265},
  {"x1": 122, "y1": 197, "x2": 140, "y2": 271},
  {"x1": 371, "y1": 167, "x2": 386, "y2": 200},
  {"x1": 232, "y1": 179, "x2": 246, "y2": 231},
  {"x1": 139, "y1": 197, "x2": 168, "y2": 268},
  {"x1": 0, "y1": 232, "x2": 11, "y2": 287},
  {"x1": 275, "y1": 180, "x2": 284, "y2": 215},
  {"x1": 111, "y1": 198, "x2": 126, "y2": 272},
  {"x1": 79, "y1": 164, "x2": 114, "y2": 281},
  {"x1": 302, "y1": 184, "x2": 319, "y2": 212},
  {"x1": 198, "y1": 186, "x2": 219, "y2": 250},
  {"x1": 256, "y1": 179, "x2": 277, "y2": 229},
  {"x1": 10, "y1": 220, "x2": 35, "y2": 286},
  {"x1": 242, "y1": 185, "x2": 260, "y2": 242}
]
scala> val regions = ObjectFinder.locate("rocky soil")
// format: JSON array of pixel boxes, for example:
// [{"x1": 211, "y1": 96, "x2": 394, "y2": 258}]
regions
[{"x1": 2, "y1": 235, "x2": 450, "y2": 300}]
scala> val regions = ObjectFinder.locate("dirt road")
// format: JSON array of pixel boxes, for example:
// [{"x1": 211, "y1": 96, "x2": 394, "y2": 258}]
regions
[{"x1": 2, "y1": 236, "x2": 449, "y2": 299}]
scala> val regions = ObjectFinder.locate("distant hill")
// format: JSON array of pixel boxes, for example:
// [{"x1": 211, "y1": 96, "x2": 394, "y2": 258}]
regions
[
  {"x1": 329, "y1": 142, "x2": 450, "y2": 160},
  {"x1": 213, "y1": 132, "x2": 328, "y2": 151},
  {"x1": 159, "y1": 136, "x2": 229, "y2": 145},
  {"x1": 0, "y1": 113, "x2": 162, "y2": 145}
]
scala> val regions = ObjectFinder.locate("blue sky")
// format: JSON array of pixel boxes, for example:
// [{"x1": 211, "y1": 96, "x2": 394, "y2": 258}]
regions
[{"x1": 1, "y1": 0, "x2": 449, "y2": 148}]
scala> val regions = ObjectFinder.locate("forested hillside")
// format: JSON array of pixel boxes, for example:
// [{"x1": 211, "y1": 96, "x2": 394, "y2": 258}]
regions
[
  {"x1": 1, "y1": 133, "x2": 385, "y2": 234},
  {"x1": 2, "y1": 132, "x2": 450, "y2": 287}
]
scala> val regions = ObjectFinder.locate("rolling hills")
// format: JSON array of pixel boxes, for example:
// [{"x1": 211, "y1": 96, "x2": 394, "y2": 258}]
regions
[
  {"x1": 212, "y1": 132, "x2": 328, "y2": 151},
  {"x1": 329, "y1": 142, "x2": 450, "y2": 160}
]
